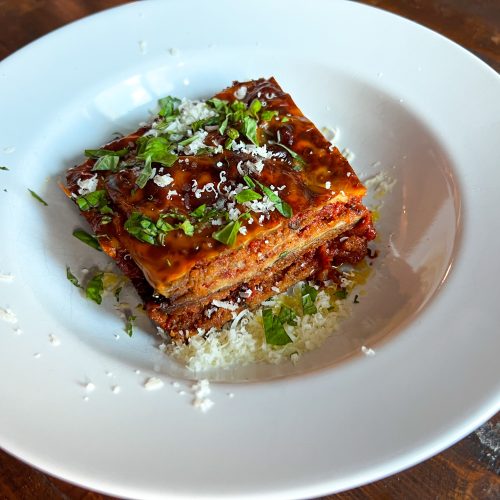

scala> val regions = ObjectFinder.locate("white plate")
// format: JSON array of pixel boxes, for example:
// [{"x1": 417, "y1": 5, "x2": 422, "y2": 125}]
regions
[{"x1": 1, "y1": 0, "x2": 499, "y2": 498}]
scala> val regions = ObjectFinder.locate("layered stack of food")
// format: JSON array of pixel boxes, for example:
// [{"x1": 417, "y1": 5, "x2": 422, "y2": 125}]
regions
[{"x1": 65, "y1": 78, "x2": 375, "y2": 342}]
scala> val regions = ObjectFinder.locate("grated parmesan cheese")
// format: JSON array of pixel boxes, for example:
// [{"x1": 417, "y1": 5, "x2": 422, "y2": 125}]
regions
[
  {"x1": 361, "y1": 346, "x2": 376, "y2": 356},
  {"x1": 234, "y1": 86, "x2": 248, "y2": 100},
  {"x1": 0, "y1": 307, "x2": 17, "y2": 324},
  {"x1": 211, "y1": 299, "x2": 238, "y2": 311},
  {"x1": 168, "y1": 273, "x2": 363, "y2": 372},
  {"x1": 192, "y1": 379, "x2": 214, "y2": 412},
  {"x1": 76, "y1": 174, "x2": 98, "y2": 195},
  {"x1": 0, "y1": 273, "x2": 14, "y2": 283},
  {"x1": 144, "y1": 377, "x2": 164, "y2": 391},
  {"x1": 153, "y1": 173, "x2": 174, "y2": 187}
]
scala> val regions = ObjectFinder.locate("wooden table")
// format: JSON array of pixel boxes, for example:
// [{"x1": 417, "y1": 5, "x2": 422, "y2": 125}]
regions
[{"x1": 0, "y1": 1, "x2": 498, "y2": 498}]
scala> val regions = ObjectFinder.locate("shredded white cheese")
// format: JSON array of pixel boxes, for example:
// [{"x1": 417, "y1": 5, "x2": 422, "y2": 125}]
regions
[
  {"x1": 153, "y1": 173, "x2": 174, "y2": 187},
  {"x1": 192, "y1": 379, "x2": 214, "y2": 412},
  {"x1": 0, "y1": 273, "x2": 14, "y2": 283},
  {"x1": 48, "y1": 334, "x2": 60, "y2": 346},
  {"x1": 361, "y1": 346, "x2": 376, "y2": 356},
  {"x1": 234, "y1": 86, "x2": 248, "y2": 100},
  {"x1": 0, "y1": 307, "x2": 17, "y2": 324},
  {"x1": 168, "y1": 277, "x2": 361, "y2": 372},
  {"x1": 76, "y1": 174, "x2": 98, "y2": 195},
  {"x1": 211, "y1": 299, "x2": 238, "y2": 311},
  {"x1": 144, "y1": 377, "x2": 164, "y2": 391}
]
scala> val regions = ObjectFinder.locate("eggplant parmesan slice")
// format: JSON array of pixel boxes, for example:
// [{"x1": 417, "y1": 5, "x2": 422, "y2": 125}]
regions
[{"x1": 65, "y1": 77, "x2": 375, "y2": 342}]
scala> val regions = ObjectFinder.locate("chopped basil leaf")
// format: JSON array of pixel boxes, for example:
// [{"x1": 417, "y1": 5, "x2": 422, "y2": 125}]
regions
[
  {"x1": 85, "y1": 148, "x2": 128, "y2": 158},
  {"x1": 261, "y1": 110, "x2": 278, "y2": 122},
  {"x1": 158, "y1": 96, "x2": 181, "y2": 117},
  {"x1": 219, "y1": 114, "x2": 230, "y2": 135},
  {"x1": 275, "y1": 142, "x2": 306, "y2": 171},
  {"x1": 262, "y1": 308, "x2": 292, "y2": 346},
  {"x1": 100, "y1": 215, "x2": 113, "y2": 224},
  {"x1": 301, "y1": 283, "x2": 318, "y2": 315},
  {"x1": 114, "y1": 286, "x2": 122, "y2": 302},
  {"x1": 124, "y1": 212, "x2": 158, "y2": 245},
  {"x1": 28, "y1": 189, "x2": 48, "y2": 206},
  {"x1": 72, "y1": 229, "x2": 102, "y2": 251},
  {"x1": 178, "y1": 135, "x2": 198, "y2": 147},
  {"x1": 278, "y1": 251, "x2": 289, "y2": 259},
  {"x1": 277, "y1": 306, "x2": 297, "y2": 326},
  {"x1": 242, "y1": 116, "x2": 259, "y2": 145},
  {"x1": 224, "y1": 127, "x2": 240, "y2": 149},
  {"x1": 231, "y1": 100, "x2": 247, "y2": 113},
  {"x1": 235, "y1": 188, "x2": 262, "y2": 203},
  {"x1": 195, "y1": 146, "x2": 217, "y2": 156},
  {"x1": 66, "y1": 266, "x2": 81, "y2": 288},
  {"x1": 124, "y1": 314, "x2": 136, "y2": 337},
  {"x1": 86, "y1": 272, "x2": 104, "y2": 305},
  {"x1": 137, "y1": 136, "x2": 178, "y2": 167},
  {"x1": 252, "y1": 178, "x2": 292, "y2": 218},
  {"x1": 76, "y1": 190, "x2": 108, "y2": 211},
  {"x1": 281, "y1": 116, "x2": 290, "y2": 123},
  {"x1": 0, "y1": 166, "x2": 9, "y2": 171},
  {"x1": 248, "y1": 99, "x2": 262, "y2": 118},
  {"x1": 179, "y1": 219, "x2": 194, "y2": 236},
  {"x1": 243, "y1": 175, "x2": 255, "y2": 188},
  {"x1": 136, "y1": 156, "x2": 153, "y2": 189},
  {"x1": 212, "y1": 220, "x2": 241, "y2": 246},
  {"x1": 334, "y1": 289, "x2": 348, "y2": 300},
  {"x1": 100, "y1": 205, "x2": 113, "y2": 215},
  {"x1": 92, "y1": 155, "x2": 120, "y2": 172},
  {"x1": 125, "y1": 211, "x2": 195, "y2": 245},
  {"x1": 190, "y1": 204, "x2": 206, "y2": 218},
  {"x1": 207, "y1": 97, "x2": 230, "y2": 113}
]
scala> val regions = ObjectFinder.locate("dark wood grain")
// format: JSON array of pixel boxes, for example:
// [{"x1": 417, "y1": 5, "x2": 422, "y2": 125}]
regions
[{"x1": 0, "y1": 1, "x2": 499, "y2": 499}]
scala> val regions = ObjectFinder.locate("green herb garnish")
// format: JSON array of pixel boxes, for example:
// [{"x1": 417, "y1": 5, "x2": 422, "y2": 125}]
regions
[
  {"x1": 28, "y1": 189, "x2": 48, "y2": 206},
  {"x1": 76, "y1": 190, "x2": 108, "y2": 211},
  {"x1": 250, "y1": 177, "x2": 293, "y2": 218},
  {"x1": 281, "y1": 116, "x2": 290, "y2": 123},
  {"x1": 242, "y1": 116, "x2": 259, "y2": 145},
  {"x1": 158, "y1": 96, "x2": 181, "y2": 117},
  {"x1": 92, "y1": 155, "x2": 120, "y2": 172},
  {"x1": 136, "y1": 156, "x2": 153, "y2": 189},
  {"x1": 275, "y1": 142, "x2": 306, "y2": 171},
  {"x1": 85, "y1": 148, "x2": 128, "y2": 158},
  {"x1": 212, "y1": 219, "x2": 241, "y2": 246},
  {"x1": 224, "y1": 127, "x2": 240, "y2": 149},
  {"x1": 124, "y1": 212, "x2": 159, "y2": 245},
  {"x1": 137, "y1": 136, "x2": 178, "y2": 167},
  {"x1": 177, "y1": 135, "x2": 198, "y2": 147},
  {"x1": 235, "y1": 188, "x2": 262, "y2": 203},
  {"x1": 190, "y1": 204, "x2": 207, "y2": 218},
  {"x1": 114, "y1": 286, "x2": 122, "y2": 302},
  {"x1": 66, "y1": 266, "x2": 81, "y2": 288},
  {"x1": 277, "y1": 306, "x2": 297, "y2": 326},
  {"x1": 218, "y1": 114, "x2": 230, "y2": 135},
  {"x1": 248, "y1": 99, "x2": 262, "y2": 118},
  {"x1": 262, "y1": 308, "x2": 292, "y2": 346},
  {"x1": 125, "y1": 211, "x2": 195, "y2": 245},
  {"x1": 124, "y1": 314, "x2": 136, "y2": 337},
  {"x1": 261, "y1": 110, "x2": 278, "y2": 122},
  {"x1": 301, "y1": 283, "x2": 318, "y2": 315},
  {"x1": 86, "y1": 272, "x2": 104, "y2": 305},
  {"x1": 73, "y1": 229, "x2": 102, "y2": 251},
  {"x1": 179, "y1": 219, "x2": 195, "y2": 236},
  {"x1": 334, "y1": 289, "x2": 348, "y2": 300}
]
